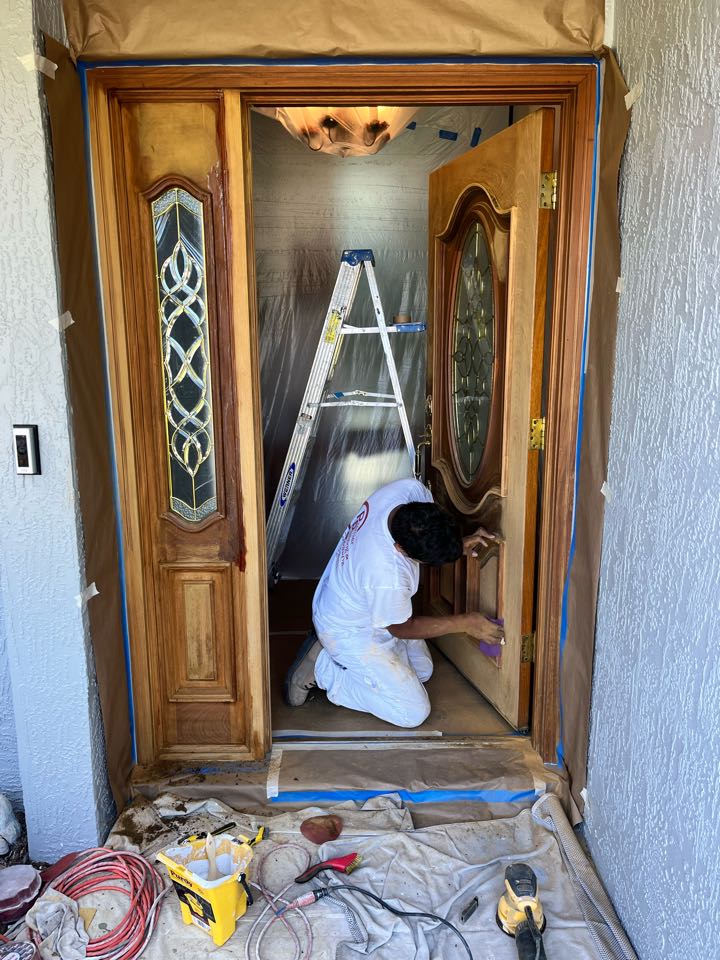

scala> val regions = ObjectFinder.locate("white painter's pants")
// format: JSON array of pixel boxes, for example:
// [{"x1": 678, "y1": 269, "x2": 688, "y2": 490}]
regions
[{"x1": 313, "y1": 630, "x2": 433, "y2": 728}]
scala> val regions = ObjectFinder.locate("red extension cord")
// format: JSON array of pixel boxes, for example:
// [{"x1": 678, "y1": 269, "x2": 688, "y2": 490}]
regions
[{"x1": 33, "y1": 848, "x2": 169, "y2": 960}]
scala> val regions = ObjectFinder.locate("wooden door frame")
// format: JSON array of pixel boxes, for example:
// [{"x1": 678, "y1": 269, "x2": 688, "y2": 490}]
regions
[{"x1": 85, "y1": 60, "x2": 598, "y2": 765}]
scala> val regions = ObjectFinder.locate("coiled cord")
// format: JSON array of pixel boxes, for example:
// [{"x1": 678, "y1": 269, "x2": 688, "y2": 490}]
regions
[
  {"x1": 33, "y1": 848, "x2": 169, "y2": 960},
  {"x1": 311, "y1": 882, "x2": 474, "y2": 960},
  {"x1": 244, "y1": 844, "x2": 314, "y2": 960}
]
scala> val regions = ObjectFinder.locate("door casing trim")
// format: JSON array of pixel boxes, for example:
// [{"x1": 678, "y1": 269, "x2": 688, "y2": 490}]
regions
[{"x1": 84, "y1": 60, "x2": 599, "y2": 765}]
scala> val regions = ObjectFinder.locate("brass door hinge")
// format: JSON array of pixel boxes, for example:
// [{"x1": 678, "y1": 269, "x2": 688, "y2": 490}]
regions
[
  {"x1": 415, "y1": 394, "x2": 433, "y2": 479},
  {"x1": 521, "y1": 632, "x2": 536, "y2": 663},
  {"x1": 539, "y1": 171, "x2": 558, "y2": 210},
  {"x1": 529, "y1": 417, "x2": 545, "y2": 450}
]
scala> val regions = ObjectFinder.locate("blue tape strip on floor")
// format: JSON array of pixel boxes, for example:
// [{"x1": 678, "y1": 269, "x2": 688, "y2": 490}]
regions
[
  {"x1": 271, "y1": 788, "x2": 537, "y2": 804},
  {"x1": 470, "y1": 126, "x2": 482, "y2": 147},
  {"x1": 438, "y1": 129, "x2": 458, "y2": 141}
]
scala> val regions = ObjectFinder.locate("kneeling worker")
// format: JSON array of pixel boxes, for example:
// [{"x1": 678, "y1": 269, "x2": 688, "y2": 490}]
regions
[{"x1": 284, "y1": 477, "x2": 504, "y2": 727}]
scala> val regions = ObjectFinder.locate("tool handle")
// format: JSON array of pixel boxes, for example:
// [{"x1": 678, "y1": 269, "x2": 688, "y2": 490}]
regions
[{"x1": 515, "y1": 919, "x2": 547, "y2": 960}]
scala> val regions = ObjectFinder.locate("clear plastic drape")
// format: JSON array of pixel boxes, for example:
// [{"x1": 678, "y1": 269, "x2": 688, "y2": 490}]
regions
[{"x1": 253, "y1": 105, "x2": 509, "y2": 577}]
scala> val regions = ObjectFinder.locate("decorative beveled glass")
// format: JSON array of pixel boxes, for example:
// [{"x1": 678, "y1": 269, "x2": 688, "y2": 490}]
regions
[
  {"x1": 451, "y1": 221, "x2": 495, "y2": 482},
  {"x1": 152, "y1": 187, "x2": 217, "y2": 522}
]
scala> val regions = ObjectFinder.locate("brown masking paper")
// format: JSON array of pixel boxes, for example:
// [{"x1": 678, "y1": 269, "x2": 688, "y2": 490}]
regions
[
  {"x1": 43, "y1": 36, "x2": 133, "y2": 814},
  {"x1": 63, "y1": 0, "x2": 603, "y2": 62},
  {"x1": 561, "y1": 52, "x2": 630, "y2": 812}
]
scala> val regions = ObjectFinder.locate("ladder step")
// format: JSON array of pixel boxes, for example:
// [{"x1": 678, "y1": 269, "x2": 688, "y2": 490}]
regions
[
  {"x1": 331, "y1": 390, "x2": 396, "y2": 399},
  {"x1": 319, "y1": 400, "x2": 401, "y2": 408},
  {"x1": 341, "y1": 323, "x2": 426, "y2": 335}
]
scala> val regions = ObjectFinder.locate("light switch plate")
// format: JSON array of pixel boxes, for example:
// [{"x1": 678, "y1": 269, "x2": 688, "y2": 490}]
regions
[{"x1": 13, "y1": 425, "x2": 41, "y2": 475}]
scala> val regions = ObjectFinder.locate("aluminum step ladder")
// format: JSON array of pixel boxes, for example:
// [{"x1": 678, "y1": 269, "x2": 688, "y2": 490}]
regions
[{"x1": 266, "y1": 248, "x2": 425, "y2": 583}]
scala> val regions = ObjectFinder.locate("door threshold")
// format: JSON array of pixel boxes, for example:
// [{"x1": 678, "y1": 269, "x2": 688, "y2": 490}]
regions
[{"x1": 271, "y1": 733, "x2": 528, "y2": 750}]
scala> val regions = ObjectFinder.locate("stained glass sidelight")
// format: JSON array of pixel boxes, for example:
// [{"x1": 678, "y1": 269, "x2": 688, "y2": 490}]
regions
[
  {"x1": 451, "y1": 221, "x2": 495, "y2": 482},
  {"x1": 152, "y1": 187, "x2": 217, "y2": 522}
]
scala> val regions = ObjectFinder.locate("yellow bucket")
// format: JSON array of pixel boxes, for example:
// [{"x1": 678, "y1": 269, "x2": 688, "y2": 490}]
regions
[{"x1": 157, "y1": 829, "x2": 262, "y2": 946}]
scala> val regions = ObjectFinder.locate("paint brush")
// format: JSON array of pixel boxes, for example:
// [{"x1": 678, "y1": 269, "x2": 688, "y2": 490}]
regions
[{"x1": 205, "y1": 832, "x2": 219, "y2": 881}]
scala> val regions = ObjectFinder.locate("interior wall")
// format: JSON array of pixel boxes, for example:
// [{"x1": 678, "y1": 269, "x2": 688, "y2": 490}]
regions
[
  {"x1": 0, "y1": 0, "x2": 115, "y2": 858},
  {"x1": 585, "y1": 1, "x2": 720, "y2": 955},
  {"x1": 253, "y1": 105, "x2": 509, "y2": 577}
]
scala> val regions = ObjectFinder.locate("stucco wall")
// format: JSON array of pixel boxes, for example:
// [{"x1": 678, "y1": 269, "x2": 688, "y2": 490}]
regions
[
  {"x1": 585, "y1": 1, "x2": 720, "y2": 956},
  {"x1": 0, "y1": 607, "x2": 22, "y2": 809},
  {"x1": 0, "y1": 0, "x2": 115, "y2": 858}
]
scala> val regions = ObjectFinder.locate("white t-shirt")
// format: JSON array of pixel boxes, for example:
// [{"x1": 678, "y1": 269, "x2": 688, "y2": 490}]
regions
[{"x1": 312, "y1": 478, "x2": 433, "y2": 638}]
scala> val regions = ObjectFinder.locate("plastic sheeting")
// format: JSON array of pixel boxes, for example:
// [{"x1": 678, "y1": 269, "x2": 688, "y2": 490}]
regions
[
  {"x1": 62, "y1": 0, "x2": 604, "y2": 62},
  {"x1": 253, "y1": 105, "x2": 509, "y2": 578}
]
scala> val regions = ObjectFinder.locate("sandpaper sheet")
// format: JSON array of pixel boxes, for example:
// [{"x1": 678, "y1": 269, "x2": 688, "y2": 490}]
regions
[{"x1": 62, "y1": 0, "x2": 604, "y2": 62}]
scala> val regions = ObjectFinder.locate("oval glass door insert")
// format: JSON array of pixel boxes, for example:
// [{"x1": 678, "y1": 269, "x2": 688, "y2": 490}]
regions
[{"x1": 451, "y1": 220, "x2": 496, "y2": 482}]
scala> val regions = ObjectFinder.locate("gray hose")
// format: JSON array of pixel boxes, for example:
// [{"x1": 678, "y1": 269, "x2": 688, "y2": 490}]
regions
[{"x1": 532, "y1": 794, "x2": 637, "y2": 960}]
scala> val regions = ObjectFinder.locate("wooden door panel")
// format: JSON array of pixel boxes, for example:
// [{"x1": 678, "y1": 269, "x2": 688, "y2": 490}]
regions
[
  {"x1": 428, "y1": 110, "x2": 554, "y2": 730},
  {"x1": 161, "y1": 563, "x2": 237, "y2": 702},
  {"x1": 109, "y1": 93, "x2": 255, "y2": 760}
]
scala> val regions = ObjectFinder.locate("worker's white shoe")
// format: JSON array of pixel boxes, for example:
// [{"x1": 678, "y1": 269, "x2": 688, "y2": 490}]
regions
[{"x1": 284, "y1": 630, "x2": 321, "y2": 706}]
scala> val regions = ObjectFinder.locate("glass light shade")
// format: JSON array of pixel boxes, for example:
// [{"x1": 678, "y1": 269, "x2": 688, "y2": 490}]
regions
[{"x1": 255, "y1": 105, "x2": 418, "y2": 157}]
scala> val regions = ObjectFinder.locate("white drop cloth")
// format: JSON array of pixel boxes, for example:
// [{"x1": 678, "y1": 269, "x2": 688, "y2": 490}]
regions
[{"x1": 96, "y1": 793, "x2": 635, "y2": 959}]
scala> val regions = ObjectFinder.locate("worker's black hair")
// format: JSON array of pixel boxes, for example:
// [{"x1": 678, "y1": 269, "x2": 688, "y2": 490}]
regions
[{"x1": 390, "y1": 502, "x2": 463, "y2": 566}]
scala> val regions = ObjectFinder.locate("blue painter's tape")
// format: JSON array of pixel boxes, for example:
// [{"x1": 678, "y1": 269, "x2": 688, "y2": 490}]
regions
[
  {"x1": 555, "y1": 61, "x2": 602, "y2": 766},
  {"x1": 80, "y1": 50, "x2": 602, "y2": 774},
  {"x1": 79, "y1": 56, "x2": 600, "y2": 72},
  {"x1": 470, "y1": 127, "x2": 482, "y2": 147},
  {"x1": 438, "y1": 129, "x2": 458, "y2": 141},
  {"x1": 79, "y1": 69, "x2": 137, "y2": 763},
  {"x1": 406, "y1": 121, "x2": 417, "y2": 130},
  {"x1": 341, "y1": 249, "x2": 374, "y2": 265},
  {"x1": 271, "y1": 788, "x2": 537, "y2": 805}
]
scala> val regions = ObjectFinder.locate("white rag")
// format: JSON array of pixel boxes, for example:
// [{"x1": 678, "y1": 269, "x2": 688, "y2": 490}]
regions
[{"x1": 25, "y1": 890, "x2": 89, "y2": 960}]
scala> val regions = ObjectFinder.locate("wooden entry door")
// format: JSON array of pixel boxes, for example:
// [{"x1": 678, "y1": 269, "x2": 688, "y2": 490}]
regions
[
  {"x1": 98, "y1": 92, "x2": 268, "y2": 763},
  {"x1": 427, "y1": 110, "x2": 554, "y2": 731}
]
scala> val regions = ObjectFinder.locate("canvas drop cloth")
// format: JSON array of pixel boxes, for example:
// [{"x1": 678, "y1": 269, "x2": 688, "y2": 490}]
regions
[
  {"x1": 63, "y1": 0, "x2": 604, "y2": 62},
  {"x1": 93, "y1": 792, "x2": 636, "y2": 959}
]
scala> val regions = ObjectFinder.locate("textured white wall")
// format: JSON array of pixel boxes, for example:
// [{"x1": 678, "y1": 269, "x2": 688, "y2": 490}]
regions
[
  {"x1": 0, "y1": 607, "x2": 22, "y2": 808},
  {"x1": 585, "y1": 1, "x2": 720, "y2": 956},
  {"x1": 0, "y1": 0, "x2": 115, "y2": 858}
]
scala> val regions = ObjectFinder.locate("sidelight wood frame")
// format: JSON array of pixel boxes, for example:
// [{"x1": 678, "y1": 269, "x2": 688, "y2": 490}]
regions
[{"x1": 86, "y1": 61, "x2": 598, "y2": 765}]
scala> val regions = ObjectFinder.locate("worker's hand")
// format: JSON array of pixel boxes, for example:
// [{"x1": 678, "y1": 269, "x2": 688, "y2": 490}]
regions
[
  {"x1": 462, "y1": 612, "x2": 505, "y2": 644},
  {"x1": 463, "y1": 527, "x2": 502, "y2": 557}
]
